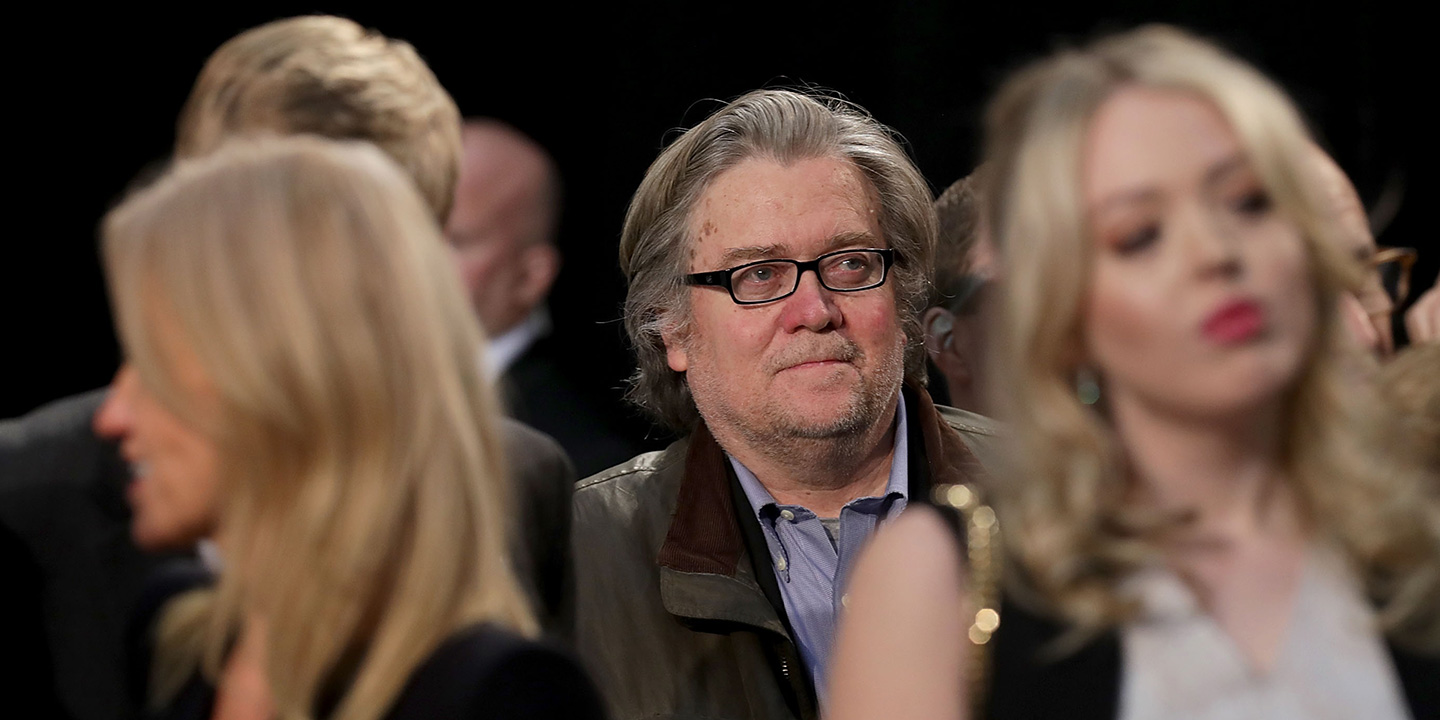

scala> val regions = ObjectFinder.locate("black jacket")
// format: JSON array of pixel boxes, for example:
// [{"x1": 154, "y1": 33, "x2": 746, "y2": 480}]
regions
[
  {"x1": 131, "y1": 563, "x2": 607, "y2": 720},
  {"x1": 500, "y1": 333, "x2": 646, "y2": 478}
]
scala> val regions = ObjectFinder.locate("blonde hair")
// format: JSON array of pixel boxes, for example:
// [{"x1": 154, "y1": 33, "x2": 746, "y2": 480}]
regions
[
  {"x1": 1376, "y1": 344, "x2": 1440, "y2": 476},
  {"x1": 983, "y1": 25, "x2": 1440, "y2": 648},
  {"x1": 104, "y1": 136, "x2": 536, "y2": 719},
  {"x1": 175, "y1": 15, "x2": 462, "y2": 222}
]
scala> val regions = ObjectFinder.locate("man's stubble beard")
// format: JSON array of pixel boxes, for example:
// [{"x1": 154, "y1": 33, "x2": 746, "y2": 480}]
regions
[{"x1": 684, "y1": 331, "x2": 907, "y2": 470}]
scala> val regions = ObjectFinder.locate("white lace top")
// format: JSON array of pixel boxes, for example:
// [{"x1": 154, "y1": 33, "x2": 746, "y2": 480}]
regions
[{"x1": 1119, "y1": 547, "x2": 1412, "y2": 720}]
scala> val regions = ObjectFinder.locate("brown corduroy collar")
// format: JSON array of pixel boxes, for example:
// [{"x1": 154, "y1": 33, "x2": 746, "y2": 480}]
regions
[{"x1": 656, "y1": 384, "x2": 988, "y2": 577}]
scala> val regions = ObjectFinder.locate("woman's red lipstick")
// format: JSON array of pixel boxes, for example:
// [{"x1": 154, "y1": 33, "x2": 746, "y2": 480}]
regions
[{"x1": 1203, "y1": 299, "x2": 1266, "y2": 344}]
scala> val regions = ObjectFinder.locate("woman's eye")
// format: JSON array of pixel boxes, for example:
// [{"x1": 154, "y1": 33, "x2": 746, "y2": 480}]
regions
[
  {"x1": 1115, "y1": 225, "x2": 1160, "y2": 254},
  {"x1": 1232, "y1": 189, "x2": 1272, "y2": 216}
]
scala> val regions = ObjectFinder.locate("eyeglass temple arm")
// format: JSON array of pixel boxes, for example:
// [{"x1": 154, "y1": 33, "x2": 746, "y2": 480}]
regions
[{"x1": 685, "y1": 270, "x2": 732, "y2": 288}]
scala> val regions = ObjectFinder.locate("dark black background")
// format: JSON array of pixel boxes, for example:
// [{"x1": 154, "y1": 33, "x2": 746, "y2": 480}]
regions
[{"x1": 4, "y1": 1, "x2": 1428, "y2": 425}]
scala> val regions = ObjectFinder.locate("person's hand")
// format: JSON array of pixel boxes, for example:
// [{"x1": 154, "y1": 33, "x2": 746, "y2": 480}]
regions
[{"x1": 1405, "y1": 278, "x2": 1440, "y2": 344}]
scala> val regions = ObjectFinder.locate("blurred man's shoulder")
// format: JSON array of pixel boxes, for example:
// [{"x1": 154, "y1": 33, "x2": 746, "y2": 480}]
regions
[
  {"x1": 935, "y1": 404, "x2": 1002, "y2": 437},
  {"x1": 934, "y1": 403, "x2": 1008, "y2": 476},
  {"x1": 1, "y1": 388, "x2": 120, "y2": 497},
  {"x1": 1, "y1": 388, "x2": 107, "y2": 446}
]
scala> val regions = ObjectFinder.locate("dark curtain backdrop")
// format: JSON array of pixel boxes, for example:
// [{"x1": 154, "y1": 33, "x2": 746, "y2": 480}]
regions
[{"x1": 4, "y1": 1, "x2": 1426, "y2": 424}]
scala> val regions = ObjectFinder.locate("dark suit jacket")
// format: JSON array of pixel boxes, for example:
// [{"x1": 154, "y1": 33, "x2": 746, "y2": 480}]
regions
[
  {"x1": 0, "y1": 388, "x2": 578, "y2": 720},
  {"x1": 499, "y1": 415, "x2": 579, "y2": 639},
  {"x1": 501, "y1": 333, "x2": 645, "y2": 478},
  {"x1": 0, "y1": 390, "x2": 172, "y2": 720},
  {"x1": 1, "y1": 521, "x2": 69, "y2": 718}
]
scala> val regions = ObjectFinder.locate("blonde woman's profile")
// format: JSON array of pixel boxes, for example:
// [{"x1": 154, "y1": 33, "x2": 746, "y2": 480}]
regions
[{"x1": 103, "y1": 136, "x2": 607, "y2": 720}]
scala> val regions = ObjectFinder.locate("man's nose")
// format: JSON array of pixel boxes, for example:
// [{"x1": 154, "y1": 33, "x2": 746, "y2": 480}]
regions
[
  {"x1": 778, "y1": 270, "x2": 843, "y2": 332},
  {"x1": 93, "y1": 364, "x2": 137, "y2": 440}
]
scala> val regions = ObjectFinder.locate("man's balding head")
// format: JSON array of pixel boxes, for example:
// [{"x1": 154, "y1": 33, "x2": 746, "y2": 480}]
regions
[
  {"x1": 1310, "y1": 146, "x2": 1394, "y2": 356},
  {"x1": 1311, "y1": 149, "x2": 1375, "y2": 263},
  {"x1": 924, "y1": 171, "x2": 996, "y2": 414},
  {"x1": 445, "y1": 120, "x2": 562, "y2": 335}
]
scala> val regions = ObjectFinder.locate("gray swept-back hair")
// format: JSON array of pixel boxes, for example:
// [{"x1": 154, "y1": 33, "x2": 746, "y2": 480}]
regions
[{"x1": 619, "y1": 89, "x2": 937, "y2": 432}]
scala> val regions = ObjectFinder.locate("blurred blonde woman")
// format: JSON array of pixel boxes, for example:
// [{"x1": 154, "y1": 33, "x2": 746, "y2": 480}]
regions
[
  {"x1": 102, "y1": 136, "x2": 606, "y2": 720},
  {"x1": 830, "y1": 25, "x2": 1438, "y2": 720}
]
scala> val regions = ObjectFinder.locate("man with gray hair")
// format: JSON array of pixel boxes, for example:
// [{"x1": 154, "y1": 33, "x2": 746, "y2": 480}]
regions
[{"x1": 572, "y1": 89, "x2": 1004, "y2": 720}]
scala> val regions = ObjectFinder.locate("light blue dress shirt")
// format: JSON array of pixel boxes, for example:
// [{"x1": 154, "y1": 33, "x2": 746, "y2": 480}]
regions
[{"x1": 730, "y1": 393, "x2": 909, "y2": 704}]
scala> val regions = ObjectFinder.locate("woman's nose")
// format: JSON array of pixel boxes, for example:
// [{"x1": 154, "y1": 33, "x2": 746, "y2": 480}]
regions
[
  {"x1": 93, "y1": 365, "x2": 138, "y2": 440},
  {"x1": 1184, "y1": 206, "x2": 1245, "y2": 280}
]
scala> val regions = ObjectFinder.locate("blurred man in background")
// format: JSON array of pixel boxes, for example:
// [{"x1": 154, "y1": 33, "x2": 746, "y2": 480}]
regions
[
  {"x1": 1310, "y1": 147, "x2": 1401, "y2": 357},
  {"x1": 922, "y1": 171, "x2": 998, "y2": 414},
  {"x1": 447, "y1": 119, "x2": 639, "y2": 476}
]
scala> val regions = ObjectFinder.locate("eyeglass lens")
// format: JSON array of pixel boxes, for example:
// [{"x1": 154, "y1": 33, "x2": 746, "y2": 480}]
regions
[
  {"x1": 730, "y1": 250, "x2": 887, "y2": 303},
  {"x1": 1375, "y1": 260, "x2": 1411, "y2": 304}
]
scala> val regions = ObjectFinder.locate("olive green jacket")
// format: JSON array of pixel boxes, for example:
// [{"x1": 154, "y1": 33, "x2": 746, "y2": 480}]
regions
[{"x1": 572, "y1": 388, "x2": 1003, "y2": 720}]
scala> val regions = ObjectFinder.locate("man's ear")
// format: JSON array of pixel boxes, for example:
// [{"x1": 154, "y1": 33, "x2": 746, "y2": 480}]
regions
[
  {"x1": 947, "y1": 312, "x2": 984, "y2": 384},
  {"x1": 925, "y1": 306, "x2": 977, "y2": 386},
  {"x1": 661, "y1": 320, "x2": 690, "y2": 373},
  {"x1": 1338, "y1": 291, "x2": 1382, "y2": 355},
  {"x1": 922, "y1": 307, "x2": 955, "y2": 359},
  {"x1": 666, "y1": 344, "x2": 689, "y2": 373},
  {"x1": 515, "y1": 243, "x2": 561, "y2": 310}
]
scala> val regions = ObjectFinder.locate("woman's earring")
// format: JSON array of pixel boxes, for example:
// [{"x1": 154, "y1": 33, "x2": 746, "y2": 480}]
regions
[{"x1": 1076, "y1": 366, "x2": 1101, "y2": 406}]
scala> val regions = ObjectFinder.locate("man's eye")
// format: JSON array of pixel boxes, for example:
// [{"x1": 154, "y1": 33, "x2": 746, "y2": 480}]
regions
[
  {"x1": 828, "y1": 254, "x2": 873, "y2": 274},
  {"x1": 737, "y1": 265, "x2": 779, "y2": 284}
]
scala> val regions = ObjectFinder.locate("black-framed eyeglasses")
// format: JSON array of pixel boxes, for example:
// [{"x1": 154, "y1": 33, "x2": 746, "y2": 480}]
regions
[
  {"x1": 1369, "y1": 246, "x2": 1418, "y2": 306},
  {"x1": 684, "y1": 248, "x2": 896, "y2": 305}
]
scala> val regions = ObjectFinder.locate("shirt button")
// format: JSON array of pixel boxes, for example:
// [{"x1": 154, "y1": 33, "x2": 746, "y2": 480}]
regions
[
  {"x1": 841, "y1": 594, "x2": 851, "y2": 608},
  {"x1": 779, "y1": 509, "x2": 796, "y2": 522},
  {"x1": 775, "y1": 555, "x2": 788, "y2": 572}
]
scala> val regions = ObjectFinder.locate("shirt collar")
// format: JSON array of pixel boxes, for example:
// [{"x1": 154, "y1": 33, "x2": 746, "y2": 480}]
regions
[
  {"x1": 481, "y1": 306, "x2": 551, "y2": 380},
  {"x1": 730, "y1": 391, "x2": 909, "y2": 518},
  {"x1": 196, "y1": 538, "x2": 224, "y2": 573}
]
